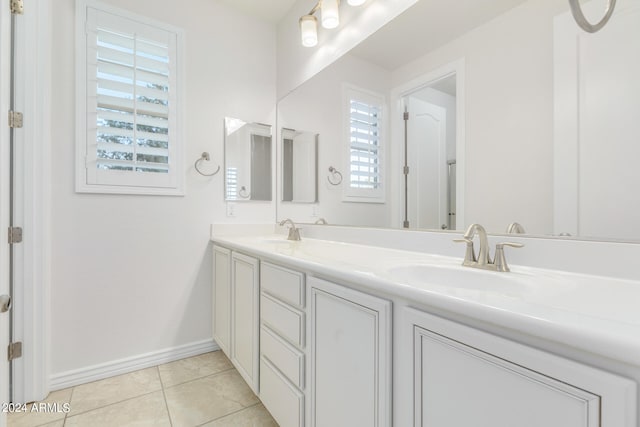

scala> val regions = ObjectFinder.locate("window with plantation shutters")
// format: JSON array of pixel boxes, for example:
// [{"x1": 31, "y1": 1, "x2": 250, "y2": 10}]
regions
[
  {"x1": 343, "y1": 86, "x2": 386, "y2": 202},
  {"x1": 76, "y1": 0, "x2": 184, "y2": 195}
]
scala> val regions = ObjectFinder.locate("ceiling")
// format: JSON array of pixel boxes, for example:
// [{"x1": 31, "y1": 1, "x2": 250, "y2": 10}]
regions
[
  {"x1": 350, "y1": 0, "x2": 528, "y2": 70},
  {"x1": 217, "y1": 0, "x2": 298, "y2": 23}
]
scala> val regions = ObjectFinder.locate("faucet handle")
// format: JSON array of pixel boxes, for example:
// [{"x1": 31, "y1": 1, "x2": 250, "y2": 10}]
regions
[
  {"x1": 496, "y1": 242, "x2": 524, "y2": 249},
  {"x1": 494, "y1": 242, "x2": 524, "y2": 272},
  {"x1": 453, "y1": 238, "x2": 476, "y2": 265}
]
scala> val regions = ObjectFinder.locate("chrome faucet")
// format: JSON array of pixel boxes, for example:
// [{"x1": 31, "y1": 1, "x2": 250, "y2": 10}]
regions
[
  {"x1": 454, "y1": 223, "x2": 523, "y2": 272},
  {"x1": 463, "y1": 223, "x2": 491, "y2": 265},
  {"x1": 279, "y1": 219, "x2": 301, "y2": 241},
  {"x1": 506, "y1": 222, "x2": 526, "y2": 234}
]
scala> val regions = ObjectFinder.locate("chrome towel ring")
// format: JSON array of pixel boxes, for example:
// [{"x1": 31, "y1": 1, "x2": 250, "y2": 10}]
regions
[
  {"x1": 238, "y1": 186, "x2": 251, "y2": 199},
  {"x1": 568, "y1": 0, "x2": 617, "y2": 33},
  {"x1": 327, "y1": 166, "x2": 343, "y2": 186},
  {"x1": 194, "y1": 152, "x2": 221, "y2": 177}
]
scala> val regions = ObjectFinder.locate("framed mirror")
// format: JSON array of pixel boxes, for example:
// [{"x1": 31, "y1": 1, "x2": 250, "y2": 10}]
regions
[
  {"x1": 276, "y1": 0, "x2": 640, "y2": 242},
  {"x1": 224, "y1": 117, "x2": 272, "y2": 202},
  {"x1": 282, "y1": 128, "x2": 318, "y2": 203}
]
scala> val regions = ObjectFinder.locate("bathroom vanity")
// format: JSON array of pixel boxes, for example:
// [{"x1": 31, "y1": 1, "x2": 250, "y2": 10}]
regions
[{"x1": 211, "y1": 228, "x2": 639, "y2": 427}]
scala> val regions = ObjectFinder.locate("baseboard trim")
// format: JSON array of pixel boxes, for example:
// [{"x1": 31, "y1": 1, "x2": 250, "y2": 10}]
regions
[{"x1": 50, "y1": 339, "x2": 219, "y2": 391}]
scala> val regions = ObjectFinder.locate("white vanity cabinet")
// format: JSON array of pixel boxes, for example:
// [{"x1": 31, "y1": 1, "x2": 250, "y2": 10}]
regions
[
  {"x1": 212, "y1": 239, "x2": 637, "y2": 427},
  {"x1": 397, "y1": 307, "x2": 637, "y2": 427},
  {"x1": 212, "y1": 246, "x2": 260, "y2": 394},
  {"x1": 212, "y1": 246, "x2": 231, "y2": 355},
  {"x1": 231, "y1": 252, "x2": 260, "y2": 394},
  {"x1": 307, "y1": 276, "x2": 392, "y2": 427},
  {"x1": 259, "y1": 262, "x2": 306, "y2": 427}
]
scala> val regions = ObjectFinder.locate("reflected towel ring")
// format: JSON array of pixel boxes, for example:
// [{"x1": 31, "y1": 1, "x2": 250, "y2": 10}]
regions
[
  {"x1": 568, "y1": 0, "x2": 616, "y2": 33},
  {"x1": 194, "y1": 152, "x2": 221, "y2": 177},
  {"x1": 239, "y1": 186, "x2": 251, "y2": 199},
  {"x1": 327, "y1": 166, "x2": 343, "y2": 186}
]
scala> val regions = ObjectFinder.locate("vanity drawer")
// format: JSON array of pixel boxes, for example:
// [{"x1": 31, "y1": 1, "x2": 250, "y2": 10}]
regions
[
  {"x1": 260, "y1": 357, "x2": 304, "y2": 427},
  {"x1": 261, "y1": 325, "x2": 304, "y2": 388},
  {"x1": 261, "y1": 262, "x2": 305, "y2": 308},
  {"x1": 261, "y1": 293, "x2": 305, "y2": 348}
]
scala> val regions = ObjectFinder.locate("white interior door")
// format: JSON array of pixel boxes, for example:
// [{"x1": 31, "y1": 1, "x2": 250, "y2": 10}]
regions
[
  {"x1": 554, "y1": 0, "x2": 640, "y2": 239},
  {"x1": 406, "y1": 97, "x2": 448, "y2": 229}
]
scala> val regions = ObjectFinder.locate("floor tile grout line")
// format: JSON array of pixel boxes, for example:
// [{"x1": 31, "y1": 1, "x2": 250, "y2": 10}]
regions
[
  {"x1": 157, "y1": 365, "x2": 174, "y2": 427},
  {"x1": 194, "y1": 402, "x2": 263, "y2": 427},
  {"x1": 161, "y1": 365, "x2": 236, "y2": 391},
  {"x1": 62, "y1": 388, "x2": 162, "y2": 420},
  {"x1": 62, "y1": 386, "x2": 75, "y2": 426}
]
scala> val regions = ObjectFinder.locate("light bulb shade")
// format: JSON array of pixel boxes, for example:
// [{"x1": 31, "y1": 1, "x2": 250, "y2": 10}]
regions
[
  {"x1": 347, "y1": 0, "x2": 365, "y2": 5},
  {"x1": 299, "y1": 15, "x2": 318, "y2": 47},
  {"x1": 321, "y1": 0, "x2": 340, "y2": 29}
]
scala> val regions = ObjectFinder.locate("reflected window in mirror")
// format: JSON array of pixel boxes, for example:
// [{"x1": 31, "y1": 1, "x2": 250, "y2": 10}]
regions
[
  {"x1": 282, "y1": 128, "x2": 318, "y2": 203},
  {"x1": 224, "y1": 117, "x2": 272, "y2": 201},
  {"x1": 344, "y1": 85, "x2": 386, "y2": 203}
]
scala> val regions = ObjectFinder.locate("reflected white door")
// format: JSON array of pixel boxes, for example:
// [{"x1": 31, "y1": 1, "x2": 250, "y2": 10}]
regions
[
  {"x1": 407, "y1": 98, "x2": 448, "y2": 229},
  {"x1": 554, "y1": 0, "x2": 640, "y2": 239}
]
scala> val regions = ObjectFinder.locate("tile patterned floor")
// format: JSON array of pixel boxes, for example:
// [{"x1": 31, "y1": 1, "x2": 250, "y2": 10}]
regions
[{"x1": 8, "y1": 351, "x2": 278, "y2": 427}]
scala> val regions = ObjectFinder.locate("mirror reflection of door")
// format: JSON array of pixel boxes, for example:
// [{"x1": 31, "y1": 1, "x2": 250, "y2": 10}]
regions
[
  {"x1": 282, "y1": 128, "x2": 318, "y2": 203},
  {"x1": 250, "y1": 133, "x2": 272, "y2": 201},
  {"x1": 224, "y1": 117, "x2": 272, "y2": 202},
  {"x1": 404, "y1": 74, "x2": 457, "y2": 230}
]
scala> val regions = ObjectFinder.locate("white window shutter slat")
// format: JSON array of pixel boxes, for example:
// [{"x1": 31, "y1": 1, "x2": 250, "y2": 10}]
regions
[{"x1": 79, "y1": 1, "x2": 182, "y2": 194}]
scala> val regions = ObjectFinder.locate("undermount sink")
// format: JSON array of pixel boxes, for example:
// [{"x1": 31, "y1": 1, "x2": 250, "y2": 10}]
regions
[{"x1": 386, "y1": 263, "x2": 533, "y2": 296}]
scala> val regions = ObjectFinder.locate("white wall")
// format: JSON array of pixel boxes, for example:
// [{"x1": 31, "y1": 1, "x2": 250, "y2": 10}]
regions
[
  {"x1": 51, "y1": 0, "x2": 276, "y2": 376},
  {"x1": 391, "y1": 0, "x2": 569, "y2": 234},
  {"x1": 276, "y1": 0, "x2": 418, "y2": 99},
  {"x1": 277, "y1": 54, "x2": 392, "y2": 226}
]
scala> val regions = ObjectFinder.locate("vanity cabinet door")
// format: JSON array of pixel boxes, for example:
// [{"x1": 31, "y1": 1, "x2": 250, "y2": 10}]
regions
[
  {"x1": 212, "y1": 245, "x2": 231, "y2": 356},
  {"x1": 415, "y1": 327, "x2": 598, "y2": 427},
  {"x1": 307, "y1": 277, "x2": 392, "y2": 427},
  {"x1": 400, "y1": 307, "x2": 636, "y2": 427},
  {"x1": 231, "y1": 252, "x2": 260, "y2": 394}
]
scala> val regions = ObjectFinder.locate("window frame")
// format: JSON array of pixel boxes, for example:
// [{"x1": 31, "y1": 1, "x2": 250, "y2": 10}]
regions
[
  {"x1": 342, "y1": 84, "x2": 387, "y2": 203},
  {"x1": 75, "y1": 0, "x2": 185, "y2": 196}
]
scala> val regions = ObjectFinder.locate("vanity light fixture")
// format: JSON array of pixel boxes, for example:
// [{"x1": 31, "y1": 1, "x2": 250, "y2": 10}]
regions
[
  {"x1": 321, "y1": 0, "x2": 340, "y2": 29},
  {"x1": 300, "y1": 15, "x2": 319, "y2": 47},
  {"x1": 299, "y1": 0, "x2": 366, "y2": 47}
]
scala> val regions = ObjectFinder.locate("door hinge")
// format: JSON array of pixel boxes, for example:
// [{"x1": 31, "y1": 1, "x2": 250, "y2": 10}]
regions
[
  {"x1": 403, "y1": 166, "x2": 410, "y2": 175},
  {"x1": 8, "y1": 226, "x2": 23, "y2": 244},
  {"x1": 8, "y1": 111, "x2": 23, "y2": 128},
  {"x1": 403, "y1": 111, "x2": 409, "y2": 121},
  {"x1": 8, "y1": 342, "x2": 22, "y2": 361},
  {"x1": 10, "y1": 0, "x2": 23, "y2": 15}
]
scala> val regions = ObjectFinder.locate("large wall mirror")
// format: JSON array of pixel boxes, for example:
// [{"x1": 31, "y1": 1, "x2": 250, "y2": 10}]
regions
[
  {"x1": 276, "y1": 0, "x2": 640, "y2": 242},
  {"x1": 224, "y1": 117, "x2": 272, "y2": 201}
]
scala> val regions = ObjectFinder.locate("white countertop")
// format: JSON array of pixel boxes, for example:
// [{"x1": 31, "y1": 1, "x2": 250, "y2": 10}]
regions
[{"x1": 211, "y1": 233, "x2": 640, "y2": 367}]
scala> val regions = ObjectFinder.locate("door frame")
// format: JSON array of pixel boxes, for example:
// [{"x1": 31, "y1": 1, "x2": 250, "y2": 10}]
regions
[
  {"x1": 9, "y1": 0, "x2": 52, "y2": 404},
  {"x1": 389, "y1": 58, "x2": 466, "y2": 230},
  {"x1": 1, "y1": 0, "x2": 12, "y2": 421}
]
